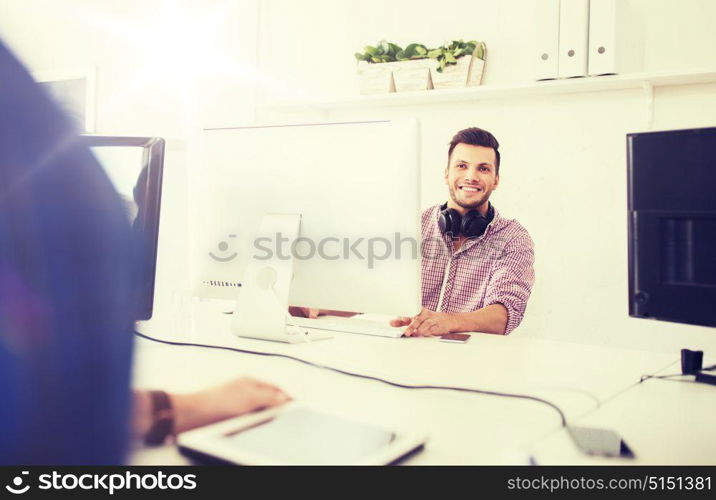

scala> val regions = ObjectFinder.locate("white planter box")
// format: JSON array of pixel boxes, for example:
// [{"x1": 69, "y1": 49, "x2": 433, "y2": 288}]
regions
[
  {"x1": 431, "y1": 55, "x2": 470, "y2": 89},
  {"x1": 357, "y1": 62, "x2": 395, "y2": 95},
  {"x1": 431, "y1": 55, "x2": 486, "y2": 89},
  {"x1": 392, "y1": 59, "x2": 433, "y2": 92}
]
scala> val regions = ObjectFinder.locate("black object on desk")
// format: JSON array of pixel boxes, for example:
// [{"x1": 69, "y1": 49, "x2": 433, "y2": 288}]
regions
[
  {"x1": 695, "y1": 372, "x2": 716, "y2": 386},
  {"x1": 681, "y1": 348, "x2": 704, "y2": 374}
]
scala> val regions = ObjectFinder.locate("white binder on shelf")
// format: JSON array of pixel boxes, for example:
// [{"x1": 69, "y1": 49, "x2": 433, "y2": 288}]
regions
[
  {"x1": 534, "y1": 0, "x2": 561, "y2": 80},
  {"x1": 558, "y1": 0, "x2": 590, "y2": 79},
  {"x1": 588, "y1": 0, "x2": 643, "y2": 76}
]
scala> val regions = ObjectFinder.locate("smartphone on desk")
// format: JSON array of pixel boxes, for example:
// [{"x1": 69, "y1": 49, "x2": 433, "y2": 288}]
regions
[
  {"x1": 567, "y1": 426, "x2": 635, "y2": 458},
  {"x1": 439, "y1": 333, "x2": 471, "y2": 343}
]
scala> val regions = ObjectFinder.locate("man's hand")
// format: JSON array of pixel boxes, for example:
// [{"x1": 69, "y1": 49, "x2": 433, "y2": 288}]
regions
[
  {"x1": 170, "y1": 377, "x2": 290, "y2": 434},
  {"x1": 288, "y1": 306, "x2": 320, "y2": 319},
  {"x1": 390, "y1": 308, "x2": 458, "y2": 337},
  {"x1": 288, "y1": 306, "x2": 358, "y2": 319}
]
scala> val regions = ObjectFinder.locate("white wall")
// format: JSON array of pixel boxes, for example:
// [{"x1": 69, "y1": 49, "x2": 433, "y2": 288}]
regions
[
  {"x1": 2, "y1": 0, "x2": 716, "y2": 354},
  {"x1": 255, "y1": 0, "x2": 716, "y2": 103},
  {"x1": 0, "y1": 0, "x2": 259, "y2": 319}
]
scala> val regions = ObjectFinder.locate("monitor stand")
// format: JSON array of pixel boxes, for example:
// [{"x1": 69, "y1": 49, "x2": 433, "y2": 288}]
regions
[{"x1": 231, "y1": 213, "x2": 332, "y2": 343}]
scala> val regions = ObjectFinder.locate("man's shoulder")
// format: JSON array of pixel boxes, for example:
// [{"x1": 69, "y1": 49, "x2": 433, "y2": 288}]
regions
[
  {"x1": 421, "y1": 204, "x2": 439, "y2": 220},
  {"x1": 421, "y1": 204, "x2": 440, "y2": 231},
  {"x1": 491, "y1": 213, "x2": 534, "y2": 249}
]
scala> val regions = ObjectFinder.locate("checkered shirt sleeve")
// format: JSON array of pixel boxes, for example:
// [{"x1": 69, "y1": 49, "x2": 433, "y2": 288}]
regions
[{"x1": 482, "y1": 231, "x2": 535, "y2": 334}]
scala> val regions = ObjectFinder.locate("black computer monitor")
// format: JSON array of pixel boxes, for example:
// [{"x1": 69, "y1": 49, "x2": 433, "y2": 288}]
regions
[
  {"x1": 81, "y1": 136, "x2": 165, "y2": 320},
  {"x1": 627, "y1": 126, "x2": 716, "y2": 328}
]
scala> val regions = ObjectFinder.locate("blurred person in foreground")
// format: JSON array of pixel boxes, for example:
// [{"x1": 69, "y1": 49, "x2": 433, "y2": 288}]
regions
[{"x1": 0, "y1": 40, "x2": 288, "y2": 465}]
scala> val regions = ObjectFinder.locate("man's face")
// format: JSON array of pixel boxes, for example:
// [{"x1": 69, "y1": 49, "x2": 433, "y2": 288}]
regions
[{"x1": 444, "y1": 143, "x2": 499, "y2": 214}]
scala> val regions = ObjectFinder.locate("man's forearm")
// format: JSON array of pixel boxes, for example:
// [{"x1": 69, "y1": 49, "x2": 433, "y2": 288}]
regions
[{"x1": 451, "y1": 304, "x2": 508, "y2": 335}]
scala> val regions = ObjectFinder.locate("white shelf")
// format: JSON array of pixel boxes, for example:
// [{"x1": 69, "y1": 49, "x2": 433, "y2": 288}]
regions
[{"x1": 265, "y1": 69, "x2": 716, "y2": 112}]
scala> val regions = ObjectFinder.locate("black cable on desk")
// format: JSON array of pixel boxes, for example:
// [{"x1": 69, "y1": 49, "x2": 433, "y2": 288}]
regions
[
  {"x1": 134, "y1": 330, "x2": 568, "y2": 427},
  {"x1": 640, "y1": 365, "x2": 716, "y2": 384},
  {"x1": 640, "y1": 373, "x2": 689, "y2": 383}
]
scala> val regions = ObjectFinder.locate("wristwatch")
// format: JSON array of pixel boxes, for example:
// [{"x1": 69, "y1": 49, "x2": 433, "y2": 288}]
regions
[{"x1": 144, "y1": 390, "x2": 175, "y2": 446}]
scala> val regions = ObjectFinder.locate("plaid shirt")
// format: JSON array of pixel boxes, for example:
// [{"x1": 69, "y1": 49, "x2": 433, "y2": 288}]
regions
[{"x1": 421, "y1": 204, "x2": 535, "y2": 334}]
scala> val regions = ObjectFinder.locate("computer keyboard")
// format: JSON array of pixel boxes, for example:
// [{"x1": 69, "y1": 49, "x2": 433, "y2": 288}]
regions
[{"x1": 286, "y1": 315, "x2": 406, "y2": 338}]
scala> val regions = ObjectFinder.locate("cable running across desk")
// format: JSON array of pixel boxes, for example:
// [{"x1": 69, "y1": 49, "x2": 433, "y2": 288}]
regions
[
  {"x1": 640, "y1": 364, "x2": 716, "y2": 384},
  {"x1": 134, "y1": 331, "x2": 568, "y2": 427}
]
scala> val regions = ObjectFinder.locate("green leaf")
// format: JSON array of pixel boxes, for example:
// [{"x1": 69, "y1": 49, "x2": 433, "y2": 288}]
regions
[
  {"x1": 407, "y1": 43, "x2": 426, "y2": 59},
  {"x1": 445, "y1": 53, "x2": 457, "y2": 63},
  {"x1": 364, "y1": 45, "x2": 378, "y2": 56}
]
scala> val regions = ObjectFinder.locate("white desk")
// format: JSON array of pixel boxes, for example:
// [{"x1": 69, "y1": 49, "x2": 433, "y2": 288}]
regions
[
  {"x1": 130, "y1": 304, "x2": 684, "y2": 465},
  {"x1": 531, "y1": 360, "x2": 716, "y2": 465}
]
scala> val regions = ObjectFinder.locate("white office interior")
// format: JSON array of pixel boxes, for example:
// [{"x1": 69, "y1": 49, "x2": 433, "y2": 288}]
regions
[{"x1": 2, "y1": 0, "x2": 715, "y2": 465}]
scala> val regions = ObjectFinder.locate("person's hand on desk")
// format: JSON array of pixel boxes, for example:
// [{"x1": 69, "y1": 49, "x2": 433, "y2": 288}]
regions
[
  {"x1": 134, "y1": 377, "x2": 290, "y2": 442},
  {"x1": 288, "y1": 306, "x2": 358, "y2": 319},
  {"x1": 390, "y1": 304, "x2": 509, "y2": 336},
  {"x1": 171, "y1": 377, "x2": 291, "y2": 433},
  {"x1": 288, "y1": 306, "x2": 320, "y2": 319},
  {"x1": 390, "y1": 308, "x2": 458, "y2": 337}
]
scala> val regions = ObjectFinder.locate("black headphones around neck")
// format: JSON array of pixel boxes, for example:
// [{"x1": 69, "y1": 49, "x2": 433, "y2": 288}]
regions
[{"x1": 438, "y1": 202, "x2": 495, "y2": 238}]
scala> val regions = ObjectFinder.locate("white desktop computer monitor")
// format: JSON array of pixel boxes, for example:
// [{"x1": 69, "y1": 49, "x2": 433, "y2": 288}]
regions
[{"x1": 193, "y1": 120, "x2": 421, "y2": 338}]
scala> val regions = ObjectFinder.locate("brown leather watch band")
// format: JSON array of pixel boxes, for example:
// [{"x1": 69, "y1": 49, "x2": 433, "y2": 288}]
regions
[{"x1": 144, "y1": 390, "x2": 174, "y2": 446}]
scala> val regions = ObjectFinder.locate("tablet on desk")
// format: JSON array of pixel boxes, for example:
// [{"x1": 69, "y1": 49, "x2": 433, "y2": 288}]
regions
[{"x1": 177, "y1": 403, "x2": 425, "y2": 465}]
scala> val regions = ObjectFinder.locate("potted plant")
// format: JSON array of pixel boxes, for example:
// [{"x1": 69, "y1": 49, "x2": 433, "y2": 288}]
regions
[
  {"x1": 391, "y1": 43, "x2": 433, "y2": 92},
  {"x1": 354, "y1": 40, "x2": 401, "y2": 94},
  {"x1": 354, "y1": 39, "x2": 487, "y2": 94},
  {"x1": 428, "y1": 40, "x2": 487, "y2": 89}
]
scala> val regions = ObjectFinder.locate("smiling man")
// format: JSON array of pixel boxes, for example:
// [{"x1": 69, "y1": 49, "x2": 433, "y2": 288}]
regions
[{"x1": 391, "y1": 127, "x2": 535, "y2": 336}]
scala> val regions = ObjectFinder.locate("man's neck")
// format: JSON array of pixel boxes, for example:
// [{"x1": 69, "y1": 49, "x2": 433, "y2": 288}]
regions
[
  {"x1": 446, "y1": 200, "x2": 489, "y2": 217},
  {"x1": 451, "y1": 234, "x2": 467, "y2": 252}
]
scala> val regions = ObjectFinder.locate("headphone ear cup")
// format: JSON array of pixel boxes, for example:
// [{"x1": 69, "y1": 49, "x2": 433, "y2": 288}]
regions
[
  {"x1": 461, "y1": 211, "x2": 489, "y2": 238},
  {"x1": 439, "y1": 208, "x2": 462, "y2": 236}
]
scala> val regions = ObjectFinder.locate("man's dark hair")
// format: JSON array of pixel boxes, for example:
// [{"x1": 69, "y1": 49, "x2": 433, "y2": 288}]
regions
[{"x1": 447, "y1": 127, "x2": 501, "y2": 175}]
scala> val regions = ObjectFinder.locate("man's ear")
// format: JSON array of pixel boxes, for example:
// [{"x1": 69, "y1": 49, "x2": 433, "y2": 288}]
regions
[
  {"x1": 494, "y1": 174, "x2": 500, "y2": 189},
  {"x1": 444, "y1": 167, "x2": 449, "y2": 184}
]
